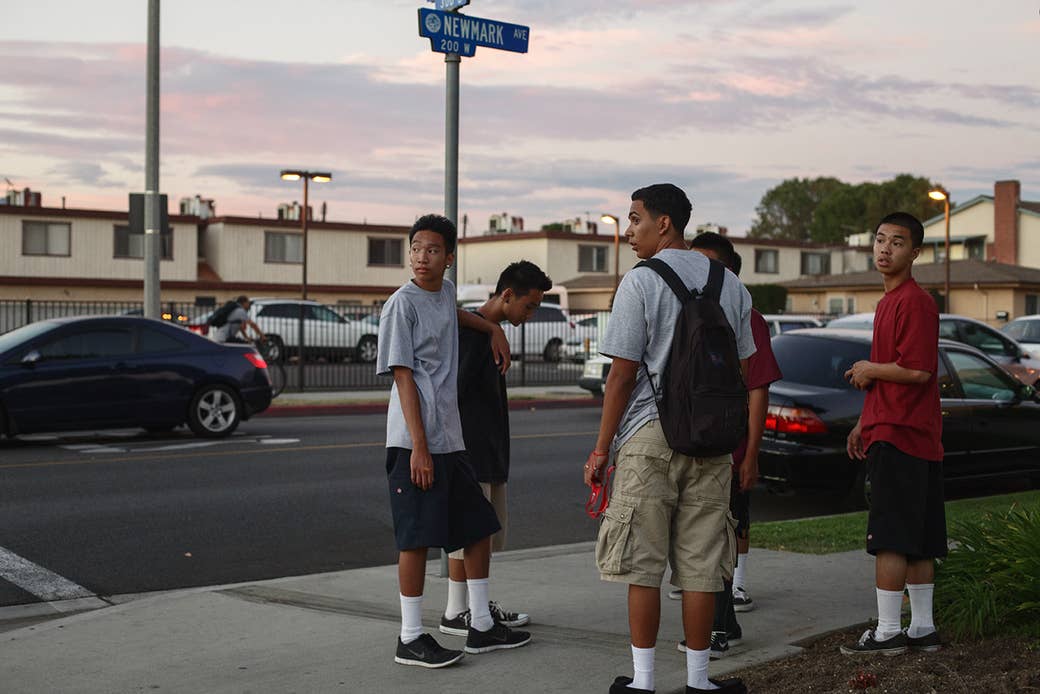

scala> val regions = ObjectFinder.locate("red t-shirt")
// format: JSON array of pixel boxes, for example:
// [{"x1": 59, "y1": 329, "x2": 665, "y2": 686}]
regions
[
  {"x1": 733, "y1": 309, "x2": 783, "y2": 468},
  {"x1": 860, "y1": 278, "x2": 944, "y2": 461}
]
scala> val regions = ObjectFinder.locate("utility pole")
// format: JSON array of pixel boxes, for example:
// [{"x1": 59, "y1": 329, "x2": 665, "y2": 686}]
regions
[
  {"x1": 444, "y1": 50, "x2": 460, "y2": 286},
  {"x1": 143, "y1": 0, "x2": 161, "y2": 318}
]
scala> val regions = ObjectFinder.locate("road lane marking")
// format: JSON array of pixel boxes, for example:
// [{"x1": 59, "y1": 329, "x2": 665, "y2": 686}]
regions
[
  {"x1": 0, "y1": 431, "x2": 600, "y2": 471},
  {"x1": 0, "y1": 546, "x2": 95, "y2": 602}
]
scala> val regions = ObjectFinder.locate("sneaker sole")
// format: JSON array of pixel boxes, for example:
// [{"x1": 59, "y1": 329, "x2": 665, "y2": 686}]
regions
[
  {"x1": 839, "y1": 645, "x2": 908, "y2": 656},
  {"x1": 394, "y1": 652, "x2": 465, "y2": 668},
  {"x1": 438, "y1": 625, "x2": 469, "y2": 636},
  {"x1": 732, "y1": 603, "x2": 754, "y2": 613},
  {"x1": 677, "y1": 642, "x2": 687, "y2": 653},
  {"x1": 465, "y1": 635, "x2": 532, "y2": 654},
  {"x1": 498, "y1": 616, "x2": 530, "y2": 627},
  {"x1": 708, "y1": 650, "x2": 728, "y2": 660},
  {"x1": 728, "y1": 637, "x2": 743, "y2": 647}
]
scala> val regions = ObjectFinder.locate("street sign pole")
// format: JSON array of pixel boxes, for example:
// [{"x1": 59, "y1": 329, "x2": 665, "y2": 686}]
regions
[
  {"x1": 143, "y1": 0, "x2": 161, "y2": 319},
  {"x1": 445, "y1": 50, "x2": 460, "y2": 287}
]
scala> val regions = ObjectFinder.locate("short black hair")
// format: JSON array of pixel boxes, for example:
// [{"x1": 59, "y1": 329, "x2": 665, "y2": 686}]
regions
[
  {"x1": 688, "y1": 231, "x2": 739, "y2": 273},
  {"x1": 410, "y1": 214, "x2": 457, "y2": 254},
  {"x1": 631, "y1": 183, "x2": 692, "y2": 235},
  {"x1": 876, "y1": 212, "x2": 924, "y2": 248},
  {"x1": 494, "y1": 260, "x2": 553, "y2": 297},
  {"x1": 235, "y1": 295, "x2": 249, "y2": 304},
  {"x1": 731, "y1": 251, "x2": 743, "y2": 278}
]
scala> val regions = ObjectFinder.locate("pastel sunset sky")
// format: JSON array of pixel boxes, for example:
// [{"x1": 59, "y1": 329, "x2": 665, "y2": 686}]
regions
[{"x1": 2, "y1": 0, "x2": 1037, "y2": 234}]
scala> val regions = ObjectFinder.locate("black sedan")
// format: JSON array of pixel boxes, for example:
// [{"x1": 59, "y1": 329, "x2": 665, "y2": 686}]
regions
[
  {"x1": 0, "y1": 316, "x2": 272, "y2": 439},
  {"x1": 759, "y1": 328, "x2": 1040, "y2": 508}
]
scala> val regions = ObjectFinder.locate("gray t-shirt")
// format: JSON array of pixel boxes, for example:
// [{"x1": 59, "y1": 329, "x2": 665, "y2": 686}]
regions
[
  {"x1": 600, "y1": 248, "x2": 756, "y2": 449},
  {"x1": 215, "y1": 305, "x2": 249, "y2": 342},
  {"x1": 377, "y1": 279, "x2": 465, "y2": 454}
]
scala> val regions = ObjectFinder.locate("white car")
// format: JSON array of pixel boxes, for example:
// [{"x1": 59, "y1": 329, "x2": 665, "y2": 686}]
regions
[
  {"x1": 247, "y1": 299, "x2": 379, "y2": 363},
  {"x1": 760, "y1": 314, "x2": 824, "y2": 336},
  {"x1": 1001, "y1": 315, "x2": 1040, "y2": 360},
  {"x1": 461, "y1": 301, "x2": 575, "y2": 362},
  {"x1": 563, "y1": 314, "x2": 607, "y2": 362}
]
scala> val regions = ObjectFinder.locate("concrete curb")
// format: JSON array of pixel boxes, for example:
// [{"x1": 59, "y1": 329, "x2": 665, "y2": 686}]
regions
[{"x1": 260, "y1": 397, "x2": 601, "y2": 418}]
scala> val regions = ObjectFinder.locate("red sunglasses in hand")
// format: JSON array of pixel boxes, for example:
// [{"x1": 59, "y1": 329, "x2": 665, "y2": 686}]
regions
[{"x1": 585, "y1": 462, "x2": 615, "y2": 520}]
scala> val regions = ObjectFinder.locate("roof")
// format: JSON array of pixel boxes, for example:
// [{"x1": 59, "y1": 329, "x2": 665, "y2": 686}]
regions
[
  {"x1": 781, "y1": 259, "x2": 1040, "y2": 290},
  {"x1": 206, "y1": 216, "x2": 409, "y2": 234},
  {"x1": 0, "y1": 204, "x2": 197, "y2": 224},
  {"x1": 923, "y1": 194, "x2": 1040, "y2": 227},
  {"x1": 460, "y1": 229, "x2": 864, "y2": 251}
]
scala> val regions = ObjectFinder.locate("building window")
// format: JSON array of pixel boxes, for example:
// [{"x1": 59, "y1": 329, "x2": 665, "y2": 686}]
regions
[
  {"x1": 1027, "y1": 294, "x2": 1039, "y2": 315},
  {"x1": 754, "y1": 249, "x2": 779, "y2": 274},
  {"x1": 113, "y1": 225, "x2": 173, "y2": 259},
  {"x1": 828, "y1": 297, "x2": 844, "y2": 315},
  {"x1": 368, "y1": 237, "x2": 403, "y2": 267},
  {"x1": 965, "y1": 238, "x2": 985, "y2": 260},
  {"x1": 264, "y1": 232, "x2": 302, "y2": 263},
  {"x1": 846, "y1": 297, "x2": 856, "y2": 314},
  {"x1": 22, "y1": 221, "x2": 71, "y2": 257},
  {"x1": 800, "y1": 252, "x2": 831, "y2": 276},
  {"x1": 578, "y1": 245, "x2": 608, "y2": 272}
]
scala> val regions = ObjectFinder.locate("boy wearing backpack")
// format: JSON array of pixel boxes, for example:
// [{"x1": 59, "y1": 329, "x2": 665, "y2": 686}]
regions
[{"x1": 586, "y1": 184, "x2": 755, "y2": 694}]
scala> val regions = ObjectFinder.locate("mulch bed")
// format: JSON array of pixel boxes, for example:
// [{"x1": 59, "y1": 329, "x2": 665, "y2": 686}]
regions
[{"x1": 728, "y1": 625, "x2": 1040, "y2": 693}]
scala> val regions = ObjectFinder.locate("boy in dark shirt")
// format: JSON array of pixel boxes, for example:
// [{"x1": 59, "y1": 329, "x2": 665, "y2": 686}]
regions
[
  {"x1": 440, "y1": 261, "x2": 553, "y2": 636},
  {"x1": 841, "y1": 212, "x2": 945, "y2": 656}
]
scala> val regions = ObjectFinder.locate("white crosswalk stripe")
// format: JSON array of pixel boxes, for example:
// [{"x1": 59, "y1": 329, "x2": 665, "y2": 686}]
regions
[{"x1": 0, "y1": 546, "x2": 95, "y2": 602}]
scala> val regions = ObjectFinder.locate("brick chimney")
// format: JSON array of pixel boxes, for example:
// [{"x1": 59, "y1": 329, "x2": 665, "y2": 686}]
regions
[{"x1": 993, "y1": 180, "x2": 1020, "y2": 264}]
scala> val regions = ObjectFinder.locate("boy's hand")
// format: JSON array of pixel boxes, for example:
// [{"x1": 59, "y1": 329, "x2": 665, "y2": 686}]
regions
[
  {"x1": 738, "y1": 453, "x2": 759, "y2": 492},
  {"x1": 844, "y1": 360, "x2": 874, "y2": 390},
  {"x1": 847, "y1": 422, "x2": 867, "y2": 460},
  {"x1": 410, "y1": 448, "x2": 435, "y2": 490},
  {"x1": 490, "y1": 324, "x2": 511, "y2": 374}
]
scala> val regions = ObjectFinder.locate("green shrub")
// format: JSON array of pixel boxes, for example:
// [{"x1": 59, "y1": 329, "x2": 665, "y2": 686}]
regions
[
  {"x1": 934, "y1": 501, "x2": 1040, "y2": 639},
  {"x1": 746, "y1": 284, "x2": 788, "y2": 314}
]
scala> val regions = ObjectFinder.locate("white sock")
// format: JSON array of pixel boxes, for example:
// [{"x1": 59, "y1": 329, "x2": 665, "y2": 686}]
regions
[
  {"x1": 467, "y1": 578, "x2": 493, "y2": 632},
  {"x1": 445, "y1": 579, "x2": 468, "y2": 619},
  {"x1": 876, "y1": 588, "x2": 904, "y2": 639},
  {"x1": 686, "y1": 646, "x2": 717, "y2": 690},
  {"x1": 630, "y1": 644, "x2": 655, "y2": 691},
  {"x1": 733, "y1": 553, "x2": 748, "y2": 590},
  {"x1": 906, "y1": 583, "x2": 936, "y2": 638},
  {"x1": 400, "y1": 594, "x2": 424, "y2": 644}
]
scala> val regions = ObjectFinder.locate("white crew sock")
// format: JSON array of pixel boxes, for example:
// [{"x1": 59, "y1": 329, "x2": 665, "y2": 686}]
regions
[
  {"x1": 733, "y1": 553, "x2": 748, "y2": 590},
  {"x1": 630, "y1": 644, "x2": 655, "y2": 691},
  {"x1": 876, "y1": 587, "x2": 904, "y2": 639},
  {"x1": 445, "y1": 579, "x2": 468, "y2": 619},
  {"x1": 906, "y1": 583, "x2": 936, "y2": 638},
  {"x1": 400, "y1": 594, "x2": 424, "y2": 644},
  {"x1": 467, "y1": 578, "x2": 494, "y2": 632},
  {"x1": 686, "y1": 646, "x2": 718, "y2": 690}
]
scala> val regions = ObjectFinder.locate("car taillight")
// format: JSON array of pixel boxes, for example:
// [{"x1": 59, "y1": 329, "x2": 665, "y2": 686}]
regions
[
  {"x1": 189, "y1": 325, "x2": 208, "y2": 336},
  {"x1": 244, "y1": 353, "x2": 268, "y2": 369},
  {"x1": 765, "y1": 404, "x2": 827, "y2": 434}
]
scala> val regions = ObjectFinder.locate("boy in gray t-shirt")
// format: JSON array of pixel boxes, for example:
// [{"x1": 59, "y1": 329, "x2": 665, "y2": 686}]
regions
[
  {"x1": 585, "y1": 185, "x2": 753, "y2": 694},
  {"x1": 376, "y1": 214, "x2": 530, "y2": 669}
]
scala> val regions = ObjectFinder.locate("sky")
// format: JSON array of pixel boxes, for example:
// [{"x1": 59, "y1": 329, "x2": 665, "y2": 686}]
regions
[{"x1": 1, "y1": 0, "x2": 1038, "y2": 236}]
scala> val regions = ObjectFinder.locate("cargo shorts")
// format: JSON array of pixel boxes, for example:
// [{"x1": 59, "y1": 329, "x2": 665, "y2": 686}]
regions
[{"x1": 595, "y1": 420, "x2": 737, "y2": 593}]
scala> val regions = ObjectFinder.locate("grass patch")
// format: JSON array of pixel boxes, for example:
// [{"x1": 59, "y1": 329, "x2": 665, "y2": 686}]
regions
[{"x1": 750, "y1": 489, "x2": 1040, "y2": 554}]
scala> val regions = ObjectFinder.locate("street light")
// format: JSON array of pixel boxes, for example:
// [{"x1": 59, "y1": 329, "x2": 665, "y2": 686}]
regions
[
  {"x1": 600, "y1": 213, "x2": 622, "y2": 304},
  {"x1": 928, "y1": 187, "x2": 951, "y2": 312},
  {"x1": 280, "y1": 169, "x2": 331, "y2": 391}
]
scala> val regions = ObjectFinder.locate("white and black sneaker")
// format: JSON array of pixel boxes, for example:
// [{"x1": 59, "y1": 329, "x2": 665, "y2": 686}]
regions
[
  {"x1": 676, "y1": 632, "x2": 731, "y2": 659},
  {"x1": 488, "y1": 600, "x2": 530, "y2": 627},
  {"x1": 732, "y1": 586, "x2": 754, "y2": 612},
  {"x1": 839, "y1": 628, "x2": 908, "y2": 656},
  {"x1": 439, "y1": 609, "x2": 471, "y2": 636},
  {"x1": 464, "y1": 622, "x2": 532, "y2": 654},
  {"x1": 395, "y1": 633, "x2": 464, "y2": 668}
]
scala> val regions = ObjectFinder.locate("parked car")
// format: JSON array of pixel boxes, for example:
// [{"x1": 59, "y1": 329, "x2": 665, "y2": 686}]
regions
[
  {"x1": 1001, "y1": 315, "x2": 1040, "y2": 360},
  {"x1": 563, "y1": 314, "x2": 605, "y2": 362},
  {"x1": 0, "y1": 316, "x2": 272, "y2": 439},
  {"x1": 827, "y1": 312, "x2": 1040, "y2": 387},
  {"x1": 759, "y1": 328, "x2": 1040, "y2": 508},
  {"x1": 461, "y1": 302, "x2": 575, "y2": 362},
  {"x1": 760, "y1": 314, "x2": 825, "y2": 336},
  {"x1": 122, "y1": 308, "x2": 191, "y2": 325}
]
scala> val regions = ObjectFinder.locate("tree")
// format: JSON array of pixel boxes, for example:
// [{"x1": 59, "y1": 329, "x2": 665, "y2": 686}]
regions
[{"x1": 748, "y1": 177, "x2": 846, "y2": 241}]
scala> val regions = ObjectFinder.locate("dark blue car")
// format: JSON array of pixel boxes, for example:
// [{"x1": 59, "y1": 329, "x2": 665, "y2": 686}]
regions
[{"x1": 0, "y1": 316, "x2": 272, "y2": 439}]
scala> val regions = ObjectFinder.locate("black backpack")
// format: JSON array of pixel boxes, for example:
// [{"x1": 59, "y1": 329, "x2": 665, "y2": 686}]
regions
[
  {"x1": 207, "y1": 300, "x2": 239, "y2": 328},
  {"x1": 637, "y1": 257, "x2": 748, "y2": 457}
]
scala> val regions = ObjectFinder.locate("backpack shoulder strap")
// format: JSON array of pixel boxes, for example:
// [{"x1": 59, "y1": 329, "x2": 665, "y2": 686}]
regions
[
  {"x1": 704, "y1": 258, "x2": 726, "y2": 302},
  {"x1": 635, "y1": 258, "x2": 691, "y2": 303}
]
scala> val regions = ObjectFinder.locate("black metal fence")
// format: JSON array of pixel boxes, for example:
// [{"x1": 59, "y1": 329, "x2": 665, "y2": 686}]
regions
[{"x1": 0, "y1": 299, "x2": 607, "y2": 391}]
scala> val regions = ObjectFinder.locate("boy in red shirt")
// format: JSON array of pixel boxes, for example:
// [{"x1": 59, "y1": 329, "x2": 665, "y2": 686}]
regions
[{"x1": 841, "y1": 212, "x2": 945, "y2": 656}]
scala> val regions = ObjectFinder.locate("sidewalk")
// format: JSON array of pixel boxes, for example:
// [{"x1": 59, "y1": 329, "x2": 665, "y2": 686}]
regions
[
  {"x1": 262, "y1": 385, "x2": 600, "y2": 417},
  {"x1": 0, "y1": 543, "x2": 877, "y2": 694}
]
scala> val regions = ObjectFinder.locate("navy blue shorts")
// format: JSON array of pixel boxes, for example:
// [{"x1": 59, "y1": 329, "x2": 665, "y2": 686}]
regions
[
  {"x1": 866, "y1": 442, "x2": 947, "y2": 560},
  {"x1": 386, "y1": 447, "x2": 502, "y2": 553}
]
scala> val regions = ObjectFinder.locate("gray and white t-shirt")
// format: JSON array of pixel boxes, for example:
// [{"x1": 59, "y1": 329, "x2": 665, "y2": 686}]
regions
[
  {"x1": 377, "y1": 279, "x2": 465, "y2": 454},
  {"x1": 214, "y1": 305, "x2": 249, "y2": 342},
  {"x1": 600, "y1": 248, "x2": 756, "y2": 449}
]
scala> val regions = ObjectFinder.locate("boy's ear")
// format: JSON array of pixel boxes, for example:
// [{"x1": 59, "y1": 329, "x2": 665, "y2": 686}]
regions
[
  {"x1": 501, "y1": 287, "x2": 515, "y2": 303},
  {"x1": 447, "y1": 251, "x2": 456, "y2": 268},
  {"x1": 656, "y1": 213, "x2": 671, "y2": 236}
]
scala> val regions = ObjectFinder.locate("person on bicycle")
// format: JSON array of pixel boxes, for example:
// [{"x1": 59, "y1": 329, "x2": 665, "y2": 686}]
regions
[{"x1": 215, "y1": 295, "x2": 266, "y2": 345}]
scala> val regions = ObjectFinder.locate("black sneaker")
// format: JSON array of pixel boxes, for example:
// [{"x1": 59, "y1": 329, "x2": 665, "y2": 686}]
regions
[
  {"x1": 394, "y1": 633, "x2": 464, "y2": 668},
  {"x1": 839, "y1": 628, "x2": 908, "y2": 656},
  {"x1": 609, "y1": 675, "x2": 654, "y2": 693},
  {"x1": 687, "y1": 677, "x2": 747, "y2": 694},
  {"x1": 464, "y1": 621, "x2": 532, "y2": 654},
  {"x1": 489, "y1": 600, "x2": 530, "y2": 627},
  {"x1": 709, "y1": 631, "x2": 730, "y2": 659},
  {"x1": 731, "y1": 586, "x2": 754, "y2": 613},
  {"x1": 907, "y1": 629, "x2": 942, "y2": 652},
  {"x1": 727, "y1": 625, "x2": 743, "y2": 647},
  {"x1": 439, "y1": 609, "x2": 471, "y2": 636}
]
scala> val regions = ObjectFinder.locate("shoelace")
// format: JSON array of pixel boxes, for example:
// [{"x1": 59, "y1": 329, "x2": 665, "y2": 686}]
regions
[{"x1": 585, "y1": 464, "x2": 615, "y2": 519}]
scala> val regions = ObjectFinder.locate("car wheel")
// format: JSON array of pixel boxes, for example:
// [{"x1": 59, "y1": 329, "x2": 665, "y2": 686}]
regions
[
  {"x1": 265, "y1": 335, "x2": 285, "y2": 363},
  {"x1": 188, "y1": 384, "x2": 242, "y2": 438},
  {"x1": 357, "y1": 336, "x2": 378, "y2": 363},
  {"x1": 543, "y1": 338, "x2": 563, "y2": 363}
]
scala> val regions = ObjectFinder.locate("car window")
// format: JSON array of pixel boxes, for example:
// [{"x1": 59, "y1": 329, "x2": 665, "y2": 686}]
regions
[
  {"x1": 307, "y1": 305, "x2": 345, "y2": 323},
  {"x1": 258, "y1": 304, "x2": 294, "y2": 319},
  {"x1": 532, "y1": 306, "x2": 566, "y2": 322},
  {"x1": 138, "y1": 326, "x2": 188, "y2": 354},
  {"x1": 770, "y1": 335, "x2": 870, "y2": 389},
  {"x1": 1006, "y1": 319, "x2": 1040, "y2": 342},
  {"x1": 957, "y1": 321, "x2": 1012, "y2": 356},
  {"x1": 779, "y1": 321, "x2": 811, "y2": 333},
  {"x1": 0, "y1": 321, "x2": 57, "y2": 355},
  {"x1": 937, "y1": 353, "x2": 961, "y2": 398},
  {"x1": 938, "y1": 319, "x2": 959, "y2": 340},
  {"x1": 38, "y1": 329, "x2": 135, "y2": 361},
  {"x1": 946, "y1": 350, "x2": 1017, "y2": 401}
]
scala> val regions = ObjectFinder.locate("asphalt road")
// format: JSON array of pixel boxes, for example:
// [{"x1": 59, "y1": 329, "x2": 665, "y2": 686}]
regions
[{"x1": 2, "y1": 408, "x2": 1025, "y2": 611}]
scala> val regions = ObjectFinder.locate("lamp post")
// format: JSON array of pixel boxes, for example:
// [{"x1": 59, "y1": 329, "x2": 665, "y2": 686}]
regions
[
  {"x1": 928, "y1": 187, "x2": 951, "y2": 312},
  {"x1": 600, "y1": 214, "x2": 622, "y2": 306},
  {"x1": 280, "y1": 169, "x2": 331, "y2": 391}
]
